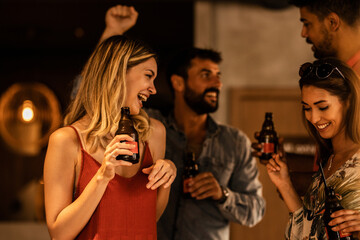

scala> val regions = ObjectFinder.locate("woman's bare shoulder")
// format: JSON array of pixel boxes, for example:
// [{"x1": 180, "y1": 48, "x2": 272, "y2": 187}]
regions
[
  {"x1": 149, "y1": 117, "x2": 165, "y2": 138},
  {"x1": 50, "y1": 126, "x2": 77, "y2": 143},
  {"x1": 148, "y1": 118, "x2": 166, "y2": 160},
  {"x1": 47, "y1": 126, "x2": 80, "y2": 156}
]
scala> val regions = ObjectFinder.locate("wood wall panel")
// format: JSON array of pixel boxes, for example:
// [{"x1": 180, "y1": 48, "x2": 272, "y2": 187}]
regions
[
  {"x1": 228, "y1": 88, "x2": 307, "y2": 138},
  {"x1": 228, "y1": 88, "x2": 308, "y2": 240}
]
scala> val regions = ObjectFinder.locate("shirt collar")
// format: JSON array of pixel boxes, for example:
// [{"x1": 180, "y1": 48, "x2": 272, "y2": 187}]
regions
[{"x1": 166, "y1": 111, "x2": 220, "y2": 137}]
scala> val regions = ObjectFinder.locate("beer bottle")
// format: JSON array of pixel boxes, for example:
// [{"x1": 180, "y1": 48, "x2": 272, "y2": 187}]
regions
[
  {"x1": 323, "y1": 186, "x2": 354, "y2": 240},
  {"x1": 258, "y1": 112, "x2": 278, "y2": 163},
  {"x1": 319, "y1": 161, "x2": 354, "y2": 240},
  {"x1": 183, "y1": 152, "x2": 199, "y2": 198},
  {"x1": 115, "y1": 107, "x2": 139, "y2": 164}
]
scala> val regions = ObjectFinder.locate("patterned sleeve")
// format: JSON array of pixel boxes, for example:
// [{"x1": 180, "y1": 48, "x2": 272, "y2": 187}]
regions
[{"x1": 286, "y1": 207, "x2": 304, "y2": 240}]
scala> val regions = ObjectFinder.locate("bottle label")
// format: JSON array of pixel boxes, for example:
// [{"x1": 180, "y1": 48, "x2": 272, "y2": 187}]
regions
[
  {"x1": 183, "y1": 178, "x2": 192, "y2": 193},
  {"x1": 261, "y1": 142, "x2": 275, "y2": 153},
  {"x1": 126, "y1": 141, "x2": 138, "y2": 154},
  {"x1": 325, "y1": 228, "x2": 352, "y2": 239},
  {"x1": 339, "y1": 231, "x2": 352, "y2": 237}
]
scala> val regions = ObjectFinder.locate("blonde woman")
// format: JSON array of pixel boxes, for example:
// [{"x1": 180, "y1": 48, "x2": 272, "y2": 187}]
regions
[{"x1": 44, "y1": 35, "x2": 176, "y2": 240}]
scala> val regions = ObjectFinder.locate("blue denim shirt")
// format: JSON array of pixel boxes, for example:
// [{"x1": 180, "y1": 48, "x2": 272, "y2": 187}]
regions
[{"x1": 146, "y1": 109, "x2": 265, "y2": 240}]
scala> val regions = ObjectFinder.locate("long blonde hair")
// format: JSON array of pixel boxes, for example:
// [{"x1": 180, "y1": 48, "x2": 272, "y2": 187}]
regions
[{"x1": 64, "y1": 35, "x2": 157, "y2": 151}]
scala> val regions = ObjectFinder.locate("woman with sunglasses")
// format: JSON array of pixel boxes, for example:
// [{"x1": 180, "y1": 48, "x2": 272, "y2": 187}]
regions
[
  {"x1": 267, "y1": 58, "x2": 360, "y2": 239},
  {"x1": 43, "y1": 35, "x2": 176, "y2": 240}
]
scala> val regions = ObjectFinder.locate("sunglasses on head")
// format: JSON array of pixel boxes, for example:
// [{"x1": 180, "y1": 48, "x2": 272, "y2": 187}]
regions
[{"x1": 299, "y1": 62, "x2": 345, "y2": 80}]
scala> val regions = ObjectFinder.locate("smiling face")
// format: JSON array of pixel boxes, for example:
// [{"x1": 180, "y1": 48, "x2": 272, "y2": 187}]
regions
[
  {"x1": 301, "y1": 85, "x2": 346, "y2": 140},
  {"x1": 299, "y1": 7, "x2": 337, "y2": 59},
  {"x1": 183, "y1": 58, "x2": 222, "y2": 114},
  {"x1": 124, "y1": 57, "x2": 157, "y2": 115}
]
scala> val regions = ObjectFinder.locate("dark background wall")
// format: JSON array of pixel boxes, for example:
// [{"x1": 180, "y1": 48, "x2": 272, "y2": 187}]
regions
[{"x1": 0, "y1": 0, "x2": 194, "y2": 221}]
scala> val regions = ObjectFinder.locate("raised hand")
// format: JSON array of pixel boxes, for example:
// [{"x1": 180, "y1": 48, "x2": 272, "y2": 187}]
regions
[
  {"x1": 142, "y1": 159, "x2": 177, "y2": 190},
  {"x1": 100, "y1": 5, "x2": 139, "y2": 42}
]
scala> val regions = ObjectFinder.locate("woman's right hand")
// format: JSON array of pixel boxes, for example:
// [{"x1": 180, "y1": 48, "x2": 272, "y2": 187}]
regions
[
  {"x1": 266, "y1": 153, "x2": 292, "y2": 189},
  {"x1": 100, "y1": 134, "x2": 136, "y2": 180},
  {"x1": 329, "y1": 209, "x2": 360, "y2": 238}
]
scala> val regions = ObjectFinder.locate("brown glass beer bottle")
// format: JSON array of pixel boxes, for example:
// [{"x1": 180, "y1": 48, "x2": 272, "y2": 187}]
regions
[
  {"x1": 115, "y1": 107, "x2": 139, "y2": 164},
  {"x1": 323, "y1": 186, "x2": 354, "y2": 240},
  {"x1": 317, "y1": 160, "x2": 354, "y2": 240},
  {"x1": 183, "y1": 152, "x2": 199, "y2": 198},
  {"x1": 258, "y1": 112, "x2": 278, "y2": 163}
]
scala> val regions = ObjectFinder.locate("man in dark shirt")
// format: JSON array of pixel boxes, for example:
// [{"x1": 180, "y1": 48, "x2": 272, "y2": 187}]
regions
[{"x1": 147, "y1": 48, "x2": 265, "y2": 240}]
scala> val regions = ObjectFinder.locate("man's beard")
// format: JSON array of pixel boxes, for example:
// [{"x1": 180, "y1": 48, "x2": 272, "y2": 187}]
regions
[
  {"x1": 308, "y1": 26, "x2": 337, "y2": 59},
  {"x1": 184, "y1": 85, "x2": 219, "y2": 115}
]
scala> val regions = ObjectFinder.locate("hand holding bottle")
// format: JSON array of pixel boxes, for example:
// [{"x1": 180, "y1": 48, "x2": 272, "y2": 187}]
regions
[
  {"x1": 258, "y1": 112, "x2": 278, "y2": 163},
  {"x1": 252, "y1": 133, "x2": 284, "y2": 162},
  {"x1": 252, "y1": 112, "x2": 285, "y2": 165},
  {"x1": 116, "y1": 107, "x2": 139, "y2": 163},
  {"x1": 319, "y1": 161, "x2": 355, "y2": 240},
  {"x1": 186, "y1": 172, "x2": 223, "y2": 201},
  {"x1": 328, "y1": 209, "x2": 360, "y2": 239},
  {"x1": 183, "y1": 152, "x2": 199, "y2": 198},
  {"x1": 101, "y1": 134, "x2": 136, "y2": 180}
]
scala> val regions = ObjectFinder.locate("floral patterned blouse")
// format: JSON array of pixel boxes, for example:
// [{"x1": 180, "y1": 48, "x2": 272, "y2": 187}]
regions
[{"x1": 286, "y1": 151, "x2": 360, "y2": 240}]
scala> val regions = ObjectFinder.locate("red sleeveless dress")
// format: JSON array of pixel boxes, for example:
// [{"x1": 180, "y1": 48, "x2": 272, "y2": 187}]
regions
[{"x1": 69, "y1": 126, "x2": 157, "y2": 240}]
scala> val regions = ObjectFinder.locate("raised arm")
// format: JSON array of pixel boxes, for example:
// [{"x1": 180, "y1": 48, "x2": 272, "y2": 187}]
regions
[{"x1": 99, "y1": 5, "x2": 138, "y2": 43}]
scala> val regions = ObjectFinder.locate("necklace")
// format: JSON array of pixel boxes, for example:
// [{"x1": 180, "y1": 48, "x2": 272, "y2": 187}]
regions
[{"x1": 328, "y1": 154, "x2": 334, "y2": 171}]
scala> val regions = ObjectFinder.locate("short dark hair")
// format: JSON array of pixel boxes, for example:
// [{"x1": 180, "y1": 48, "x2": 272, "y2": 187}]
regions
[
  {"x1": 166, "y1": 47, "x2": 222, "y2": 91},
  {"x1": 289, "y1": 0, "x2": 360, "y2": 27}
]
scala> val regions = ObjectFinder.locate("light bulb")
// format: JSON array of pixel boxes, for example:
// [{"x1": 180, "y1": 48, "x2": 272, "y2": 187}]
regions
[{"x1": 21, "y1": 100, "x2": 35, "y2": 122}]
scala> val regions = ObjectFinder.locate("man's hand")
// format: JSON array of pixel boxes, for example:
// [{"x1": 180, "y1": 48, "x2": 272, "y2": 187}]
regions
[
  {"x1": 251, "y1": 131, "x2": 285, "y2": 165},
  {"x1": 251, "y1": 131, "x2": 262, "y2": 159},
  {"x1": 187, "y1": 172, "x2": 223, "y2": 201},
  {"x1": 99, "y1": 5, "x2": 139, "y2": 42}
]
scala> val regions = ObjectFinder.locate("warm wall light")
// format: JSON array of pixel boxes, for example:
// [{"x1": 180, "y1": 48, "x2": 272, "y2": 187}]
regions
[
  {"x1": 0, "y1": 83, "x2": 62, "y2": 156},
  {"x1": 21, "y1": 100, "x2": 35, "y2": 122}
]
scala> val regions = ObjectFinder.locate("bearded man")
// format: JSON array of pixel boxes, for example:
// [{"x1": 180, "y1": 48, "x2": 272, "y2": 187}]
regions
[
  {"x1": 146, "y1": 48, "x2": 265, "y2": 240},
  {"x1": 290, "y1": 0, "x2": 360, "y2": 74}
]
